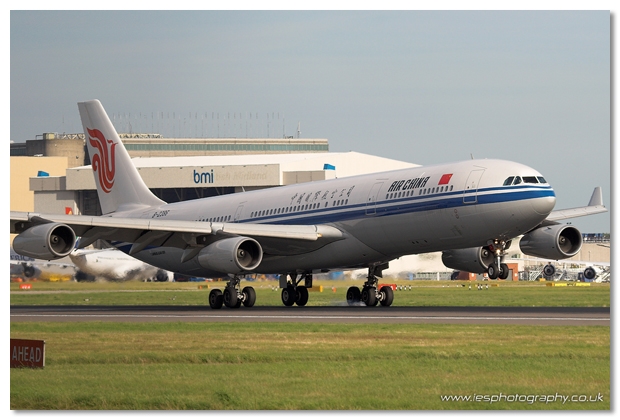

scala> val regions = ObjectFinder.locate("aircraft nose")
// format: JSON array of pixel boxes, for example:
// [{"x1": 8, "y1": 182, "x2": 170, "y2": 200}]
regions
[{"x1": 531, "y1": 190, "x2": 556, "y2": 215}]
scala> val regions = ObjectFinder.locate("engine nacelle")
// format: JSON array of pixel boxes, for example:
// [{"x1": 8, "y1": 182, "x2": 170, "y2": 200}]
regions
[
  {"x1": 13, "y1": 223, "x2": 76, "y2": 260},
  {"x1": 583, "y1": 266, "x2": 599, "y2": 281},
  {"x1": 441, "y1": 247, "x2": 495, "y2": 274},
  {"x1": 154, "y1": 269, "x2": 172, "y2": 282},
  {"x1": 197, "y1": 236, "x2": 263, "y2": 274},
  {"x1": 519, "y1": 224, "x2": 582, "y2": 260}
]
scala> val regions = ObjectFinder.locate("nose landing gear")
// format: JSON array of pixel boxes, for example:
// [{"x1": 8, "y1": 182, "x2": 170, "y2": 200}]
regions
[{"x1": 486, "y1": 240, "x2": 511, "y2": 280}]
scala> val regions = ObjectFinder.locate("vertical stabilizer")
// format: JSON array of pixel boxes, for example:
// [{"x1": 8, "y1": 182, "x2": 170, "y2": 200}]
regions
[{"x1": 78, "y1": 100, "x2": 165, "y2": 214}]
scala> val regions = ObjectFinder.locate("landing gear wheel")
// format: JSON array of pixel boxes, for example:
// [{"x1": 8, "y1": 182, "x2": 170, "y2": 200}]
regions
[
  {"x1": 281, "y1": 286, "x2": 297, "y2": 307},
  {"x1": 296, "y1": 286, "x2": 309, "y2": 306},
  {"x1": 499, "y1": 263, "x2": 510, "y2": 280},
  {"x1": 379, "y1": 286, "x2": 394, "y2": 307},
  {"x1": 487, "y1": 263, "x2": 499, "y2": 280},
  {"x1": 242, "y1": 286, "x2": 256, "y2": 308},
  {"x1": 223, "y1": 287, "x2": 238, "y2": 308},
  {"x1": 209, "y1": 289, "x2": 224, "y2": 309},
  {"x1": 346, "y1": 286, "x2": 361, "y2": 305},
  {"x1": 362, "y1": 287, "x2": 377, "y2": 307}
]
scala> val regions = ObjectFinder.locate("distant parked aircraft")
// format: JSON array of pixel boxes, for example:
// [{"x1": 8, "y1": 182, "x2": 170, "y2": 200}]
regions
[
  {"x1": 69, "y1": 247, "x2": 173, "y2": 282},
  {"x1": 10, "y1": 247, "x2": 75, "y2": 281}
]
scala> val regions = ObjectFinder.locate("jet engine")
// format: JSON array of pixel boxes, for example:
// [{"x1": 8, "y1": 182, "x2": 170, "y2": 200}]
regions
[
  {"x1": 155, "y1": 269, "x2": 171, "y2": 282},
  {"x1": 441, "y1": 247, "x2": 495, "y2": 274},
  {"x1": 197, "y1": 236, "x2": 263, "y2": 274},
  {"x1": 13, "y1": 223, "x2": 76, "y2": 260},
  {"x1": 519, "y1": 224, "x2": 582, "y2": 260},
  {"x1": 583, "y1": 266, "x2": 599, "y2": 281}
]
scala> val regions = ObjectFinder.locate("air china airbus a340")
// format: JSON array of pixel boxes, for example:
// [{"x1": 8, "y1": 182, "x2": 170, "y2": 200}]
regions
[{"x1": 10, "y1": 100, "x2": 607, "y2": 309}]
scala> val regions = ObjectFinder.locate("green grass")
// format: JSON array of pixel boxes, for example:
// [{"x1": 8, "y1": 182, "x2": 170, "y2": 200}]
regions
[
  {"x1": 11, "y1": 280, "x2": 610, "y2": 410},
  {"x1": 10, "y1": 322, "x2": 609, "y2": 410},
  {"x1": 10, "y1": 279, "x2": 610, "y2": 307}
]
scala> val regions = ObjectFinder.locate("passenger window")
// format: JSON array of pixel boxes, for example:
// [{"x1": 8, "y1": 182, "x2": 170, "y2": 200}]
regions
[
  {"x1": 503, "y1": 176, "x2": 515, "y2": 186},
  {"x1": 450, "y1": 185, "x2": 453, "y2": 191}
]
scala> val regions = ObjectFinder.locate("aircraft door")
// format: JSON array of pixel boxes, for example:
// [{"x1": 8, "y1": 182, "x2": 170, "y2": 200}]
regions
[
  {"x1": 233, "y1": 204, "x2": 245, "y2": 222},
  {"x1": 366, "y1": 182, "x2": 384, "y2": 215},
  {"x1": 463, "y1": 169, "x2": 484, "y2": 204}
]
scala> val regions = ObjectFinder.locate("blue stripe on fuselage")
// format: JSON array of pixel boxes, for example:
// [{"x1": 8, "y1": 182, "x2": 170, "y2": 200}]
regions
[{"x1": 241, "y1": 186, "x2": 554, "y2": 225}]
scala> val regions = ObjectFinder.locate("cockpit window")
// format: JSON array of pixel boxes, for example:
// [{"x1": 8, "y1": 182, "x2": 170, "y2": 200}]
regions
[
  {"x1": 503, "y1": 176, "x2": 515, "y2": 186},
  {"x1": 537, "y1": 176, "x2": 547, "y2": 184},
  {"x1": 512, "y1": 176, "x2": 522, "y2": 185},
  {"x1": 522, "y1": 176, "x2": 539, "y2": 184}
]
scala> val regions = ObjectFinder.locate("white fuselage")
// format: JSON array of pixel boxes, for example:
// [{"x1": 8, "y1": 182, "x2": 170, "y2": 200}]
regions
[
  {"x1": 108, "y1": 158, "x2": 556, "y2": 278},
  {"x1": 69, "y1": 248, "x2": 168, "y2": 281}
]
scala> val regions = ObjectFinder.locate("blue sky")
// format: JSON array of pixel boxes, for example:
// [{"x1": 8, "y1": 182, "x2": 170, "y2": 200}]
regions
[{"x1": 9, "y1": 8, "x2": 612, "y2": 233}]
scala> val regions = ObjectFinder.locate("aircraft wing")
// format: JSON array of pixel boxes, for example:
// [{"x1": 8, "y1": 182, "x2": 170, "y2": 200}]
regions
[
  {"x1": 10, "y1": 211, "x2": 345, "y2": 257},
  {"x1": 544, "y1": 187, "x2": 607, "y2": 223}
]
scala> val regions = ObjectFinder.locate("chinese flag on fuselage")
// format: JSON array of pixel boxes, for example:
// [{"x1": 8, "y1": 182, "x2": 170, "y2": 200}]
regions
[{"x1": 438, "y1": 174, "x2": 453, "y2": 185}]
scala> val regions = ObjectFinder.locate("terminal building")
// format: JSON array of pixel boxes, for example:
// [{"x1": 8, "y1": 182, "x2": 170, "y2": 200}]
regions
[{"x1": 10, "y1": 132, "x2": 416, "y2": 217}]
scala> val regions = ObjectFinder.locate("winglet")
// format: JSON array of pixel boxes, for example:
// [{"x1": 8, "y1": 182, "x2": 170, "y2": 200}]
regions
[
  {"x1": 588, "y1": 187, "x2": 603, "y2": 207},
  {"x1": 545, "y1": 187, "x2": 607, "y2": 222}
]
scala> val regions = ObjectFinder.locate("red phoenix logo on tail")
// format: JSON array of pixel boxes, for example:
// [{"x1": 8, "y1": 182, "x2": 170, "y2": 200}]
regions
[{"x1": 87, "y1": 128, "x2": 117, "y2": 193}]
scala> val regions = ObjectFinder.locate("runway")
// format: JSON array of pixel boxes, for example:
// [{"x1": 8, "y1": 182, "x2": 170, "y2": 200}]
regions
[{"x1": 10, "y1": 305, "x2": 610, "y2": 326}]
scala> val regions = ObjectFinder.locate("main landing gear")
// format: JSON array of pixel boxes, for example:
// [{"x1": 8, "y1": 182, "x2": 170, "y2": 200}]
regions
[
  {"x1": 209, "y1": 276, "x2": 256, "y2": 309},
  {"x1": 279, "y1": 273, "x2": 312, "y2": 307},
  {"x1": 346, "y1": 263, "x2": 393, "y2": 307},
  {"x1": 485, "y1": 240, "x2": 511, "y2": 280}
]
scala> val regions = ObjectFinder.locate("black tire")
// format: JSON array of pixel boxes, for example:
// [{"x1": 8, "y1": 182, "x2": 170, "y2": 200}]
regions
[
  {"x1": 281, "y1": 286, "x2": 297, "y2": 307},
  {"x1": 346, "y1": 286, "x2": 361, "y2": 305},
  {"x1": 296, "y1": 286, "x2": 309, "y2": 306},
  {"x1": 361, "y1": 287, "x2": 377, "y2": 307},
  {"x1": 223, "y1": 287, "x2": 238, "y2": 308},
  {"x1": 487, "y1": 263, "x2": 499, "y2": 280},
  {"x1": 242, "y1": 286, "x2": 256, "y2": 308},
  {"x1": 379, "y1": 286, "x2": 394, "y2": 307},
  {"x1": 499, "y1": 263, "x2": 510, "y2": 280},
  {"x1": 209, "y1": 289, "x2": 224, "y2": 309}
]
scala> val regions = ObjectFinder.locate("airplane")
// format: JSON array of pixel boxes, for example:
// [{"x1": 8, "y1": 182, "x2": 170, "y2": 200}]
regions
[
  {"x1": 10, "y1": 99, "x2": 608, "y2": 309},
  {"x1": 69, "y1": 247, "x2": 174, "y2": 282},
  {"x1": 10, "y1": 247, "x2": 75, "y2": 282},
  {"x1": 11, "y1": 244, "x2": 172, "y2": 282}
]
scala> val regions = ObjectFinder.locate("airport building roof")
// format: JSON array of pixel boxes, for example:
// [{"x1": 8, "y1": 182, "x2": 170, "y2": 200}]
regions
[{"x1": 64, "y1": 152, "x2": 419, "y2": 190}]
